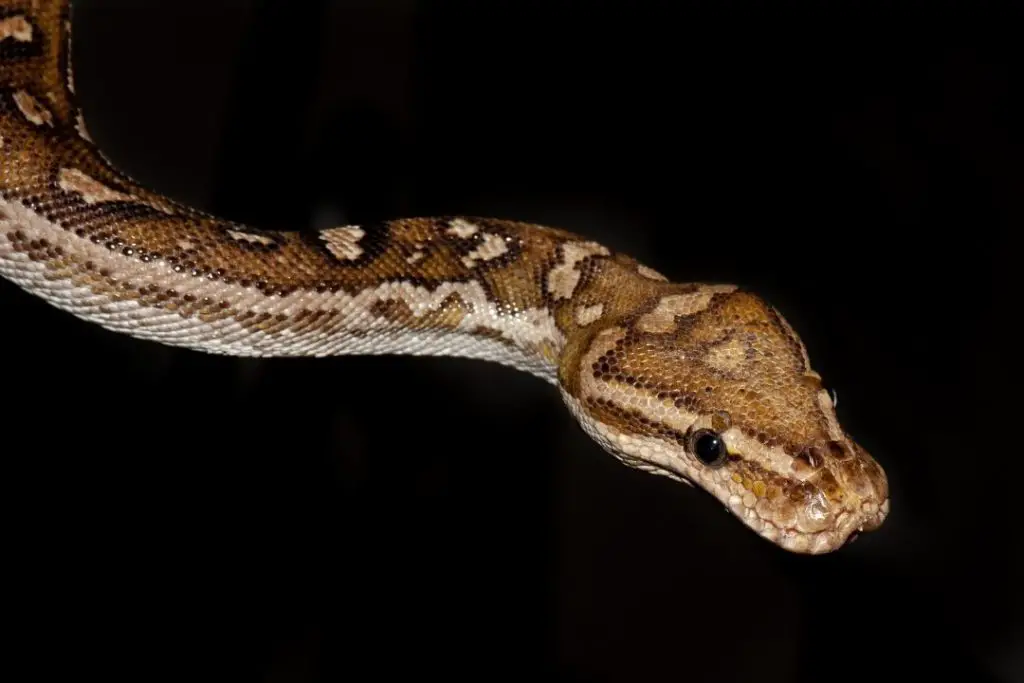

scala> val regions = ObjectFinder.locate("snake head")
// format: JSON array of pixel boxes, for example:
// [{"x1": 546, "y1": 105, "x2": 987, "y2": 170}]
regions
[{"x1": 560, "y1": 285, "x2": 889, "y2": 553}]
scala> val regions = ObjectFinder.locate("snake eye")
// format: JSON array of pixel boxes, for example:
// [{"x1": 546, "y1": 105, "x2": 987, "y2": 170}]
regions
[{"x1": 690, "y1": 428, "x2": 728, "y2": 467}]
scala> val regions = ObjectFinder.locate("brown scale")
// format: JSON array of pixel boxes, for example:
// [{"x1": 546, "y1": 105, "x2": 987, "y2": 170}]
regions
[
  {"x1": 727, "y1": 451, "x2": 811, "y2": 509},
  {"x1": 584, "y1": 395, "x2": 691, "y2": 446},
  {"x1": 468, "y1": 325, "x2": 520, "y2": 350}
]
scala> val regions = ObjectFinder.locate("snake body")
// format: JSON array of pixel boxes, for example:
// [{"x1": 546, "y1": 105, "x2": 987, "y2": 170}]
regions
[{"x1": 0, "y1": 0, "x2": 888, "y2": 553}]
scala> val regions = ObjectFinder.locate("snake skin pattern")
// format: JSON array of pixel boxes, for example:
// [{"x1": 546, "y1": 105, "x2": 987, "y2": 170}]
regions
[{"x1": 0, "y1": 0, "x2": 888, "y2": 554}]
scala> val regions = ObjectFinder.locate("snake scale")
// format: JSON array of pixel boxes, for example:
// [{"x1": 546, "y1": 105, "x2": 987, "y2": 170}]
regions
[{"x1": 0, "y1": 0, "x2": 888, "y2": 554}]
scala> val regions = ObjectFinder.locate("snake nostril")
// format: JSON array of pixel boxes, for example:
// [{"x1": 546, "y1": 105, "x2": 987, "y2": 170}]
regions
[{"x1": 826, "y1": 440, "x2": 853, "y2": 460}]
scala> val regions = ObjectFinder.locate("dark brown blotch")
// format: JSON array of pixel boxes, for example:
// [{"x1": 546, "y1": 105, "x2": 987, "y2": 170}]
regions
[{"x1": 368, "y1": 298, "x2": 414, "y2": 322}]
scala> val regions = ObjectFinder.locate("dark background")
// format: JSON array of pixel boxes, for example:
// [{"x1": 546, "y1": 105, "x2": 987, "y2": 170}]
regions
[{"x1": 3, "y1": 1, "x2": 1020, "y2": 681}]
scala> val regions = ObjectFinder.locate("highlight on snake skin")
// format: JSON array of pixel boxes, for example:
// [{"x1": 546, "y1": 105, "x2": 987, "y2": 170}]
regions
[{"x1": 0, "y1": 0, "x2": 888, "y2": 553}]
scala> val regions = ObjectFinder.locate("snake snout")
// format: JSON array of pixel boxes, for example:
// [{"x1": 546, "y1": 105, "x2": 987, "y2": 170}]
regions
[{"x1": 824, "y1": 440, "x2": 890, "y2": 547}]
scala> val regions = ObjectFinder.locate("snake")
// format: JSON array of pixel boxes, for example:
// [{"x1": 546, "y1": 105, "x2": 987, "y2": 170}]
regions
[{"x1": 0, "y1": 0, "x2": 888, "y2": 554}]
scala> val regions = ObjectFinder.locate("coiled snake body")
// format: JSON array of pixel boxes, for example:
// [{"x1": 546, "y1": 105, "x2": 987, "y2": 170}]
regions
[{"x1": 0, "y1": 0, "x2": 888, "y2": 553}]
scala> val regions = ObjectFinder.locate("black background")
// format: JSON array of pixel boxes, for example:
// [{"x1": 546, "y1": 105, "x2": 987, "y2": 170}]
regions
[{"x1": 3, "y1": 1, "x2": 1020, "y2": 681}]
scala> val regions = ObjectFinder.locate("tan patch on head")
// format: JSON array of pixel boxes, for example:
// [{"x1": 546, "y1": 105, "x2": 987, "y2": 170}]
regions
[
  {"x1": 226, "y1": 229, "x2": 275, "y2": 246},
  {"x1": 575, "y1": 303, "x2": 604, "y2": 326},
  {"x1": 13, "y1": 90, "x2": 53, "y2": 127},
  {"x1": 406, "y1": 250, "x2": 425, "y2": 265},
  {"x1": 446, "y1": 218, "x2": 479, "y2": 238},
  {"x1": 58, "y1": 168, "x2": 132, "y2": 204},
  {"x1": 461, "y1": 232, "x2": 508, "y2": 267},
  {"x1": 0, "y1": 16, "x2": 33, "y2": 42},
  {"x1": 320, "y1": 226, "x2": 366, "y2": 261},
  {"x1": 547, "y1": 241, "x2": 609, "y2": 300},
  {"x1": 705, "y1": 334, "x2": 749, "y2": 373},
  {"x1": 636, "y1": 285, "x2": 737, "y2": 333},
  {"x1": 637, "y1": 264, "x2": 668, "y2": 281}
]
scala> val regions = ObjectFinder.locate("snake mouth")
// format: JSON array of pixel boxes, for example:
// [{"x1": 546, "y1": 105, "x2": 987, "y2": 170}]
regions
[
  {"x1": 626, "y1": 455, "x2": 892, "y2": 553},
  {"x1": 780, "y1": 496, "x2": 890, "y2": 554},
  {"x1": 704, "y1": 464, "x2": 892, "y2": 554},
  {"x1": 842, "y1": 496, "x2": 889, "y2": 537},
  {"x1": 615, "y1": 454, "x2": 892, "y2": 554}
]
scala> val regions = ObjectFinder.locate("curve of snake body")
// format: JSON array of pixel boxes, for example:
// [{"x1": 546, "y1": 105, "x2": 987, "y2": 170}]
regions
[{"x1": 0, "y1": 0, "x2": 889, "y2": 554}]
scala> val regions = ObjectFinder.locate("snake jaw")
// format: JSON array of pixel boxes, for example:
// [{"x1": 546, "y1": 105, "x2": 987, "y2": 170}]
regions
[{"x1": 714, "y1": 434, "x2": 890, "y2": 553}]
